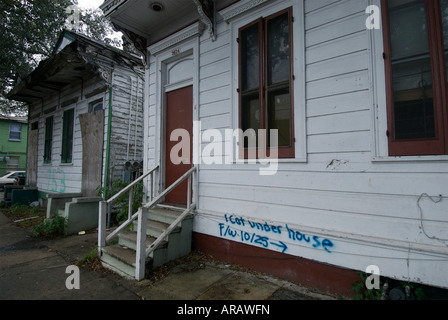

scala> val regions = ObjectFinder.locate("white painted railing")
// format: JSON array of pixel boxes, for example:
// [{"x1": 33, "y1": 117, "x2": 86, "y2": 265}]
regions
[
  {"x1": 98, "y1": 165, "x2": 197, "y2": 281},
  {"x1": 98, "y1": 165, "x2": 159, "y2": 253}
]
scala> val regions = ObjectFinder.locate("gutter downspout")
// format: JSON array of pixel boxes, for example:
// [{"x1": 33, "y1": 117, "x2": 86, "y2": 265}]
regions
[
  {"x1": 103, "y1": 86, "x2": 113, "y2": 227},
  {"x1": 103, "y1": 86, "x2": 113, "y2": 200}
]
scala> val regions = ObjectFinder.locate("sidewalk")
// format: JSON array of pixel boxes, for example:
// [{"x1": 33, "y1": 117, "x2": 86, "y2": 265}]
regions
[{"x1": 0, "y1": 211, "x2": 336, "y2": 300}]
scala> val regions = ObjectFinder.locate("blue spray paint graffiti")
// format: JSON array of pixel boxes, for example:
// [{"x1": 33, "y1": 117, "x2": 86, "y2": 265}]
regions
[
  {"x1": 47, "y1": 169, "x2": 66, "y2": 193},
  {"x1": 285, "y1": 224, "x2": 334, "y2": 253},
  {"x1": 218, "y1": 214, "x2": 334, "y2": 254}
]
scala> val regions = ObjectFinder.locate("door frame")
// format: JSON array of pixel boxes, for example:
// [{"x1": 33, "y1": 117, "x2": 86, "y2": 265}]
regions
[{"x1": 149, "y1": 24, "x2": 201, "y2": 204}]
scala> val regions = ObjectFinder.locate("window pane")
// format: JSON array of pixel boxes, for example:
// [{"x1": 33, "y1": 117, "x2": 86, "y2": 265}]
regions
[
  {"x1": 62, "y1": 110, "x2": 74, "y2": 163},
  {"x1": 388, "y1": 0, "x2": 430, "y2": 59},
  {"x1": 9, "y1": 132, "x2": 21, "y2": 140},
  {"x1": 392, "y1": 58, "x2": 435, "y2": 139},
  {"x1": 45, "y1": 117, "x2": 53, "y2": 162},
  {"x1": 241, "y1": 23, "x2": 260, "y2": 91},
  {"x1": 440, "y1": 0, "x2": 448, "y2": 87},
  {"x1": 9, "y1": 123, "x2": 21, "y2": 140},
  {"x1": 267, "y1": 86, "x2": 291, "y2": 147},
  {"x1": 441, "y1": 0, "x2": 448, "y2": 48},
  {"x1": 388, "y1": 0, "x2": 436, "y2": 140},
  {"x1": 266, "y1": 12, "x2": 290, "y2": 85},
  {"x1": 241, "y1": 93, "x2": 260, "y2": 148}
]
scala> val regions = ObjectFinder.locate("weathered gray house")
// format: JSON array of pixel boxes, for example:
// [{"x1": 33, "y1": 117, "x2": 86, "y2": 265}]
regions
[
  {"x1": 96, "y1": 0, "x2": 448, "y2": 297},
  {"x1": 8, "y1": 30, "x2": 144, "y2": 233}
]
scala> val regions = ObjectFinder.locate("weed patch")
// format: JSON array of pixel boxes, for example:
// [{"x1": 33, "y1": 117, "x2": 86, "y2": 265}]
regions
[{"x1": 32, "y1": 215, "x2": 67, "y2": 239}]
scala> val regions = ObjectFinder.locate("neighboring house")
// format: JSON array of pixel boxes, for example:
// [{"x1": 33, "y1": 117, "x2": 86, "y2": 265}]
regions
[
  {"x1": 0, "y1": 116, "x2": 28, "y2": 177},
  {"x1": 8, "y1": 30, "x2": 144, "y2": 204},
  {"x1": 100, "y1": 0, "x2": 448, "y2": 296}
]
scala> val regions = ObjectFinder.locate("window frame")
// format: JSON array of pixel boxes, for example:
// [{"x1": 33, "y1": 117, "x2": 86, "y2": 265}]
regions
[
  {"x1": 381, "y1": 0, "x2": 448, "y2": 156},
  {"x1": 9, "y1": 122, "x2": 22, "y2": 141},
  {"x1": 238, "y1": 7, "x2": 295, "y2": 159},
  {"x1": 61, "y1": 109, "x2": 74, "y2": 164},
  {"x1": 89, "y1": 99, "x2": 103, "y2": 113},
  {"x1": 44, "y1": 116, "x2": 53, "y2": 164}
]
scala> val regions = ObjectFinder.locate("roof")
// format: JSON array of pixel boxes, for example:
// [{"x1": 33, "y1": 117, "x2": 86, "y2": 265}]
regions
[
  {"x1": 7, "y1": 30, "x2": 143, "y2": 104},
  {"x1": 0, "y1": 115, "x2": 28, "y2": 124}
]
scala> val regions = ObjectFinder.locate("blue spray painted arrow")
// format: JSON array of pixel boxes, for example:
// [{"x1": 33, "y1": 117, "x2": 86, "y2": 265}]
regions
[{"x1": 270, "y1": 241, "x2": 288, "y2": 253}]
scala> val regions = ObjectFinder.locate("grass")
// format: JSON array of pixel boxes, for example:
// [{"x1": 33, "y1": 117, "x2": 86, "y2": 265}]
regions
[
  {"x1": 1, "y1": 203, "x2": 66, "y2": 239},
  {"x1": 1, "y1": 203, "x2": 46, "y2": 229}
]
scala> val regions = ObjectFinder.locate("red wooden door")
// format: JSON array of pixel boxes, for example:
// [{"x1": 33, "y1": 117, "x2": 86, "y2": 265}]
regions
[{"x1": 165, "y1": 86, "x2": 193, "y2": 205}]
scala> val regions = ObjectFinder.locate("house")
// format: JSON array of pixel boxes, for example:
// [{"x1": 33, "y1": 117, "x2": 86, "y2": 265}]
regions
[
  {"x1": 99, "y1": 0, "x2": 448, "y2": 296},
  {"x1": 0, "y1": 116, "x2": 28, "y2": 177},
  {"x1": 7, "y1": 30, "x2": 144, "y2": 233}
]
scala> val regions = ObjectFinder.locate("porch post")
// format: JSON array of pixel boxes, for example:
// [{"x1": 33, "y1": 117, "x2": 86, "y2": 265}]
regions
[
  {"x1": 135, "y1": 207, "x2": 147, "y2": 281},
  {"x1": 98, "y1": 201, "x2": 107, "y2": 254}
]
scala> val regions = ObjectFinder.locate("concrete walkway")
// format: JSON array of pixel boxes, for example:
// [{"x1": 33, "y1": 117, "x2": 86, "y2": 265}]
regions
[{"x1": 0, "y1": 211, "x2": 336, "y2": 300}]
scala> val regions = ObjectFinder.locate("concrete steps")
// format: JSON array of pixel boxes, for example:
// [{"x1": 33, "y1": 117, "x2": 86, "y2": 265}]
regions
[{"x1": 100, "y1": 205, "x2": 194, "y2": 280}]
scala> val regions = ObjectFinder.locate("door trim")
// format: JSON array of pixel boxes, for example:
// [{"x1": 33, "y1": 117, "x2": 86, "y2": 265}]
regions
[{"x1": 152, "y1": 35, "x2": 199, "y2": 205}]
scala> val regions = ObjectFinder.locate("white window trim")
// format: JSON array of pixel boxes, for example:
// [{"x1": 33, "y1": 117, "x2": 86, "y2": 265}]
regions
[
  {"x1": 9, "y1": 122, "x2": 22, "y2": 141},
  {"x1": 229, "y1": 0, "x2": 307, "y2": 163},
  {"x1": 368, "y1": 0, "x2": 448, "y2": 162}
]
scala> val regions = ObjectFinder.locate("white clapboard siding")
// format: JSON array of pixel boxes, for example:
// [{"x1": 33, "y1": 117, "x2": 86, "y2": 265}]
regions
[
  {"x1": 31, "y1": 68, "x2": 144, "y2": 196},
  {"x1": 109, "y1": 70, "x2": 145, "y2": 182},
  {"x1": 144, "y1": 0, "x2": 448, "y2": 287}
]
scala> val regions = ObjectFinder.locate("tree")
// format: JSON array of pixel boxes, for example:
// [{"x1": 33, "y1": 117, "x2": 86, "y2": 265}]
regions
[
  {"x1": 0, "y1": 0, "x2": 72, "y2": 116},
  {"x1": 1, "y1": 0, "x2": 122, "y2": 116},
  {"x1": 71, "y1": 5, "x2": 122, "y2": 49}
]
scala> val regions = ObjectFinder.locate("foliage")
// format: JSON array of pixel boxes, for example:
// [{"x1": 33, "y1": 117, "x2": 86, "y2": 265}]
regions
[
  {"x1": 350, "y1": 271, "x2": 383, "y2": 300},
  {"x1": 97, "y1": 179, "x2": 144, "y2": 225},
  {"x1": 403, "y1": 282, "x2": 427, "y2": 300},
  {"x1": 71, "y1": 6, "x2": 122, "y2": 48},
  {"x1": 78, "y1": 248, "x2": 97, "y2": 265},
  {"x1": 10, "y1": 203, "x2": 39, "y2": 217},
  {"x1": 1, "y1": 0, "x2": 122, "y2": 116},
  {"x1": 350, "y1": 271, "x2": 427, "y2": 300},
  {"x1": 0, "y1": 0, "x2": 71, "y2": 91},
  {"x1": 4, "y1": 203, "x2": 45, "y2": 228},
  {"x1": 32, "y1": 214, "x2": 67, "y2": 239}
]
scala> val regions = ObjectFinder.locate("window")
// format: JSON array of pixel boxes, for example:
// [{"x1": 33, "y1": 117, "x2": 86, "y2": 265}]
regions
[
  {"x1": 382, "y1": 0, "x2": 448, "y2": 156},
  {"x1": 44, "y1": 116, "x2": 53, "y2": 164},
  {"x1": 89, "y1": 99, "x2": 103, "y2": 113},
  {"x1": 238, "y1": 7, "x2": 295, "y2": 158},
  {"x1": 61, "y1": 109, "x2": 74, "y2": 163},
  {"x1": 9, "y1": 123, "x2": 22, "y2": 141}
]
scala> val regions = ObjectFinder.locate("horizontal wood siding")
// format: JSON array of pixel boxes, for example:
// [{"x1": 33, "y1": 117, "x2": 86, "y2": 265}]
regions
[
  {"x1": 30, "y1": 68, "x2": 144, "y2": 197},
  {"x1": 109, "y1": 70, "x2": 145, "y2": 182},
  {"x1": 145, "y1": 0, "x2": 448, "y2": 287}
]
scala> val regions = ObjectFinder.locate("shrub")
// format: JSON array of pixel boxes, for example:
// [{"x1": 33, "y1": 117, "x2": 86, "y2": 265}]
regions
[
  {"x1": 96, "y1": 179, "x2": 144, "y2": 225},
  {"x1": 32, "y1": 215, "x2": 67, "y2": 239}
]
